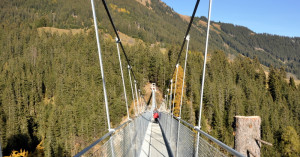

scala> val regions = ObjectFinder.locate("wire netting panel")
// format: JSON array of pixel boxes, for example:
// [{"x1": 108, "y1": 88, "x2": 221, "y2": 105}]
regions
[
  {"x1": 133, "y1": 112, "x2": 152, "y2": 156},
  {"x1": 85, "y1": 112, "x2": 229, "y2": 157},
  {"x1": 89, "y1": 111, "x2": 151, "y2": 157},
  {"x1": 159, "y1": 112, "x2": 179, "y2": 156},
  {"x1": 177, "y1": 123, "x2": 196, "y2": 157},
  {"x1": 159, "y1": 112, "x2": 227, "y2": 157},
  {"x1": 197, "y1": 137, "x2": 227, "y2": 157},
  {"x1": 90, "y1": 138, "x2": 111, "y2": 157}
]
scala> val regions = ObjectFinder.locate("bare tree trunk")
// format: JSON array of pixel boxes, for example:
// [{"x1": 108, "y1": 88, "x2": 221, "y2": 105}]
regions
[{"x1": 234, "y1": 116, "x2": 261, "y2": 157}]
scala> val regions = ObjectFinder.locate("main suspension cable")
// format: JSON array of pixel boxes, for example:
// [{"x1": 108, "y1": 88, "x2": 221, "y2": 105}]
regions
[
  {"x1": 101, "y1": 0, "x2": 137, "y2": 81},
  {"x1": 170, "y1": 0, "x2": 201, "y2": 80}
]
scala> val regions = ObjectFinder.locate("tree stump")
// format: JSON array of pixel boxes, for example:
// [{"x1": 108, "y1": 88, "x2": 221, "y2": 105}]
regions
[{"x1": 234, "y1": 116, "x2": 261, "y2": 157}]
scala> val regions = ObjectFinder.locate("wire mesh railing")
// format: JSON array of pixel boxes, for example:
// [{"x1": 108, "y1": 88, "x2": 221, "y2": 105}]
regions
[
  {"x1": 75, "y1": 111, "x2": 152, "y2": 157},
  {"x1": 159, "y1": 112, "x2": 243, "y2": 157},
  {"x1": 76, "y1": 111, "x2": 244, "y2": 157}
]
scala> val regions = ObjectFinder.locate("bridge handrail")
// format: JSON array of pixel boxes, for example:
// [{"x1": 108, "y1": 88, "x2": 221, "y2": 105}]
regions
[
  {"x1": 168, "y1": 113, "x2": 244, "y2": 157},
  {"x1": 74, "y1": 119, "x2": 131, "y2": 157}
]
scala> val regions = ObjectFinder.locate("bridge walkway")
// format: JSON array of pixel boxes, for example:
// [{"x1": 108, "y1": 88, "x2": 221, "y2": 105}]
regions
[{"x1": 140, "y1": 122, "x2": 170, "y2": 157}]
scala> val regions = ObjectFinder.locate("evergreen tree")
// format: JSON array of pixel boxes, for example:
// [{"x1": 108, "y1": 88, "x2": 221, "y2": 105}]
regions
[{"x1": 280, "y1": 126, "x2": 300, "y2": 157}]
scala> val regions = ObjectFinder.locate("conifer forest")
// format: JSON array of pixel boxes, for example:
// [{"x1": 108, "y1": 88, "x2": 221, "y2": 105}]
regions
[{"x1": 0, "y1": 0, "x2": 299, "y2": 156}]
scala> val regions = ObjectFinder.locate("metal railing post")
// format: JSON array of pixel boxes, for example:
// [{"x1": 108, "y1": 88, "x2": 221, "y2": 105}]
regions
[
  {"x1": 168, "y1": 79, "x2": 173, "y2": 142},
  {"x1": 138, "y1": 89, "x2": 143, "y2": 112},
  {"x1": 165, "y1": 89, "x2": 169, "y2": 139},
  {"x1": 176, "y1": 34, "x2": 190, "y2": 157},
  {"x1": 0, "y1": 141, "x2": 2, "y2": 157},
  {"x1": 166, "y1": 89, "x2": 169, "y2": 111},
  {"x1": 196, "y1": 0, "x2": 213, "y2": 156}
]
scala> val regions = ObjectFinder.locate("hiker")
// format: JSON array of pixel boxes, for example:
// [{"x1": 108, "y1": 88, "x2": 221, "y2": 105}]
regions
[{"x1": 153, "y1": 109, "x2": 159, "y2": 123}]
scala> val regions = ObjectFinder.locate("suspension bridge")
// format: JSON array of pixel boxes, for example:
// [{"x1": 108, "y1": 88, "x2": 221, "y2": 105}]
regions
[{"x1": 74, "y1": 0, "x2": 246, "y2": 156}]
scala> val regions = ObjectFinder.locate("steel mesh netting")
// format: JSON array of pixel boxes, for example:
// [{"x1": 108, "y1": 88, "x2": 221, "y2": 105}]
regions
[
  {"x1": 88, "y1": 111, "x2": 151, "y2": 157},
  {"x1": 176, "y1": 122, "x2": 196, "y2": 157},
  {"x1": 197, "y1": 136, "x2": 227, "y2": 157},
  {"x1": 159, "y1": 112, "x2": 179, "y2": 155},
  {"x1": 159, "y1": 112, "x2": 227, "y2": 157}
]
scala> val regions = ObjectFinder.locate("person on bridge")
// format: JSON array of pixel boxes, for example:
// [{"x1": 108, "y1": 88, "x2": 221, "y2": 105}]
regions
[{"x1": 153, "y1": 109, "x2": 159, "y2": 123}]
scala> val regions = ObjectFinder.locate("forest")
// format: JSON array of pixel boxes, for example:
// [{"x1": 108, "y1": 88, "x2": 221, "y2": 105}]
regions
[
  {"x1": 1, "y1": 0, "x2": 299, "y2": 78},
  {"x1": 0, "y1": 0, "x2": 299, "y2": 156}
]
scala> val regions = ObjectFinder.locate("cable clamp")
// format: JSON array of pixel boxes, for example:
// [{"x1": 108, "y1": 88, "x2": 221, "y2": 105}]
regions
[
  {"x1": 177, "y1": 117, "x2": 181, "y2": 120},
  {"x1": 109, "y1": 128, "x2": 115, "y2": 133},
  {"x1": 115, "y1": 37, "x2": 121, "y2": 43},
  {"x1": 194, "y1": 126, "x2": 201, "y2": 130},
  {"x1": 186, "y1": 34, "x2": 190, "y2": 41}
]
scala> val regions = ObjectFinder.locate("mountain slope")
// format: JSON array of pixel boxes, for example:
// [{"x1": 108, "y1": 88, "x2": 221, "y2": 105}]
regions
[
  {"x1": 0, "y1": 0, "x2": 300, "y2": 156},
  {"x1": 1, "y1": 0, "x2": 299, "y2": 77}
]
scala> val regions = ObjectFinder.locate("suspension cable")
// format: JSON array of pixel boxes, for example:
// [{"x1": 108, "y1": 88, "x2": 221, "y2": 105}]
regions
[
  {"x1": 101, "y1": 0, "x2": 137, "y2": 81},
  {"x1": 169, "y1": 0, "x2": 201, "y2": 81},
  {"x1": 101, "y1": 0, "x2": 144, "y2": 117}
]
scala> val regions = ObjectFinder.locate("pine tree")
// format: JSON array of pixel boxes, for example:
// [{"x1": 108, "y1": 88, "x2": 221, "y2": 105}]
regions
[
  {"x1": 281, "y1": 126, "x2": 300, "y2": 157},
  {"x1": 289, "y1": 77, "x2": 296, "y2": 89}
]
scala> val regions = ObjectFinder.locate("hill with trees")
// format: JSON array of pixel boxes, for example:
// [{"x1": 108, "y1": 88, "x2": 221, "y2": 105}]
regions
[
  {"x1": 1, "y1": 0, "x2": 299, "y2": 78},
  {"x1": 0, "y1": 0, "x2": 299, "y2": 156}
]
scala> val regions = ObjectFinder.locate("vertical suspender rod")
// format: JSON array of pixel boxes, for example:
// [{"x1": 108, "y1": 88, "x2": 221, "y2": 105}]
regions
[
  {"x1": 91, "y1": 0, "x2": 115, "y2": 156},
  {"x1": 196, "y1": 0, "x2": 213, "y2": 156},
  {"x1": 91, "y1": 0, "x2": 111, "y2": 131},
  {"x1": 176, "y1": 35, "x2": 190, "y2": 157},
  {"x1": 134, "y1": 81, "x2": 140, "y2": 114},
  {"x1": 116, "y1": 38, "x2": 130, "y2": 120},
  {"x1": 128, "y1": 66, "x2": 137, "y2": 116},
  {"x1": 172, "y1": 64, "x2": 180, "y2": 115}
]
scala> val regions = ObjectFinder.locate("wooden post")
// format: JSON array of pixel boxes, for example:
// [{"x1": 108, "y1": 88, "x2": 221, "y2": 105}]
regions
[{"x1": 234, "y1": 116, "x2": 261, "y2": 157}]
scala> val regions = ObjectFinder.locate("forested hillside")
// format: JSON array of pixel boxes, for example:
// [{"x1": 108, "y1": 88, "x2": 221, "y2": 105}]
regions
[
  {"x1": 0, "y1": 0, "x2": 299, "y2": 156},
  {"x1": 1, "y1": 0, "x2": 299, "y2": 77}
]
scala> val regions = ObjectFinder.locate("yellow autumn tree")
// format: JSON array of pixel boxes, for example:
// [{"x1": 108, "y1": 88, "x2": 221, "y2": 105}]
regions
[
  {"x1": 6, "y1": 149, "x2": 28, "y2": 157},
  {"x1": 171, "y1": 65, "x2": 185, "y2": 117}
]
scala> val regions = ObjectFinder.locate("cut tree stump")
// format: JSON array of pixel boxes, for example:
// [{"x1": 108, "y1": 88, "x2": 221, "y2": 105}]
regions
[{"x1": 234, "y1": 116, "x2": 261, "y2": 157}]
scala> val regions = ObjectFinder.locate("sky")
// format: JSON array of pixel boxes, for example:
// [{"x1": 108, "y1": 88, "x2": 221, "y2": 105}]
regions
[{"x1": 161, "y1": 0, "x2": 300, "y2": 37}]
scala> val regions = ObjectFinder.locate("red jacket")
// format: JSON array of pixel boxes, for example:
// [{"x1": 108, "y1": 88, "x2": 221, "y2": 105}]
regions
[{"x1": 153, "y1": 112, "x2": 159, "y2": 119}]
